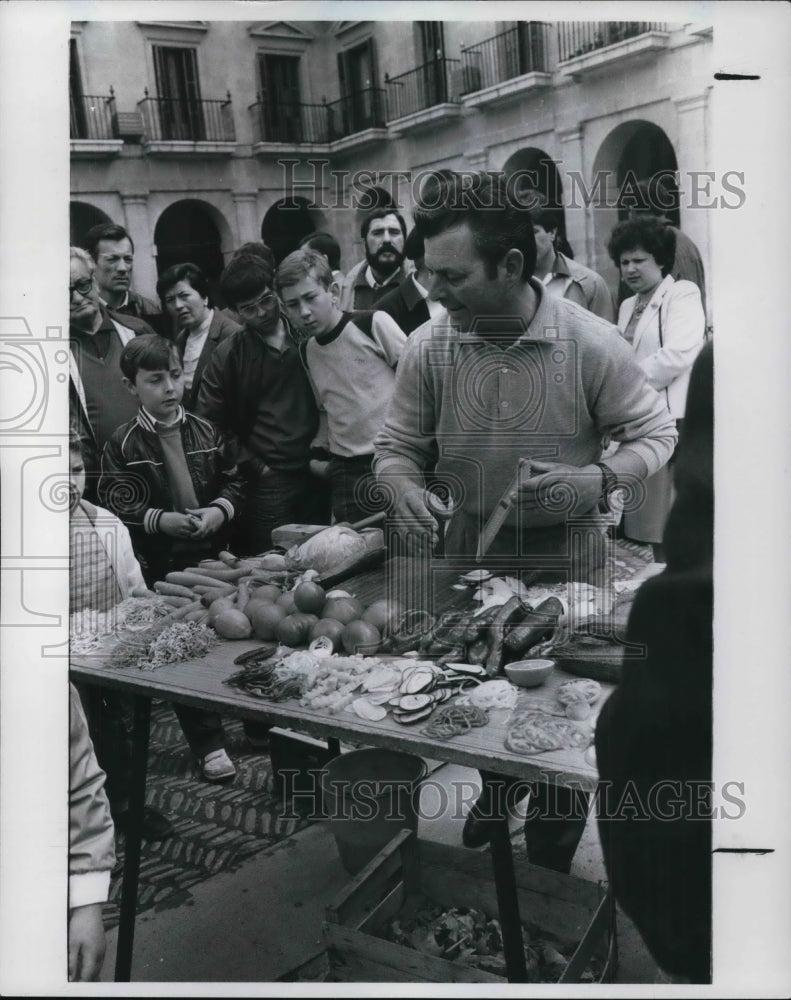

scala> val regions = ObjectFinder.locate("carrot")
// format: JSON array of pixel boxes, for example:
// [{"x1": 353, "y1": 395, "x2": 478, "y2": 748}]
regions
[
  {"x1": 181, "y1": 565, "x2": 252, "y2": 583},
  {"x1": 236, "y1": 581, "x2": 250, "y2": 613},
  {"x1": 154, "y1": 580, "x2": 196, "y2": 599},
  {"x1": 163, "y1": 599, "x2": 204, "y2": 622},
  {"x1": 198, "y1": 559, "x2": 228, "y2": 570},
  {"x1": 165, "y1": 570, "x2": 234, "y2": 589},
  {"x1": 184, "y1": 604, "x2": 209, "y2": 622},
  {"x1": 200, "y1": 588, "x2": 238, "y2": 608},
  {"x1": 160, "y1": 595, "x2": 192, "y2": 608},
  {"x1": 218, "y1": 551, "x2": 240, "y2": 567}
]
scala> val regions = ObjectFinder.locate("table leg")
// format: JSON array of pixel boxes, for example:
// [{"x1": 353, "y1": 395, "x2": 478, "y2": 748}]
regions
[
  {"x1": 326, "y1": 737, "x2": 341, "y2": 758},
  {"x1": 114, "y1": 694, "x2": 151, "y2": 982},
  {"x1": 483, "y1": 773, "x2": 528, "y2": 983}
]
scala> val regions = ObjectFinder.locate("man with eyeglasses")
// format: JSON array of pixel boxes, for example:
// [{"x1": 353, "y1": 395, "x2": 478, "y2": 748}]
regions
[
  {"x1": 84, "y1": 223, "x2": 163, "y2": 328},
  {"x1": 69, "y1": 246, "x2": 156, "y2": 500},
  {"x1": 196, "y1": 252, "x2": 321, "y2": 556}
]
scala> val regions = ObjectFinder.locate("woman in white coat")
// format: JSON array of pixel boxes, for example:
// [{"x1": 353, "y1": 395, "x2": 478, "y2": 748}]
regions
[{"x1": 607, "y1": 216, "x2": 706, "y2": 561}]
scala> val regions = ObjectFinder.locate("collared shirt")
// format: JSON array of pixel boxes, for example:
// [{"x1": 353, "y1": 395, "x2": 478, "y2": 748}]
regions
[
  {"x1": 364, "y1": 264, "x2": 403, "y2": 290},
  {"x1": 411, "y1": 274, "x2": 445, "y2": 320},
  {"x1": 181, "y1": 309, "x2": 214, "y2": 389},
  {"x1": 99, "y1": 291, "x2": 130, "y2": 310}
]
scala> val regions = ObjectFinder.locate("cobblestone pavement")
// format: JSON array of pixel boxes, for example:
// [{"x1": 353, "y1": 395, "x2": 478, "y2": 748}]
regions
[{"x1": 104, "y1": 711, "x2": 310, "y2": 929}]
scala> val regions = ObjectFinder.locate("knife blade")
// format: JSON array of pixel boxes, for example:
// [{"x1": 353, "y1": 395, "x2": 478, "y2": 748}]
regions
[{"x1": 475, "y1": 459, "x2": 532, "y2": 562}]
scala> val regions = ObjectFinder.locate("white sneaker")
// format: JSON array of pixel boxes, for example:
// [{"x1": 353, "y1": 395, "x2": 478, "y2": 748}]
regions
[{"x1": 202, "y1": 748, "x2": 236, "y2": 782}]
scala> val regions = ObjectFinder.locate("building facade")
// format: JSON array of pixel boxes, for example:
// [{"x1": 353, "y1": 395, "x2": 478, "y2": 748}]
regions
[{"x1": 71, "y1": 18, "x2": 714, "y2": 311}]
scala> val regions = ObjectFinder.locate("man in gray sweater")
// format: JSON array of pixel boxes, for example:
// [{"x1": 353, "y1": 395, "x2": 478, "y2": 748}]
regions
[{"x1": 373, "y1": 169, "x2": 677, "y2": 870}]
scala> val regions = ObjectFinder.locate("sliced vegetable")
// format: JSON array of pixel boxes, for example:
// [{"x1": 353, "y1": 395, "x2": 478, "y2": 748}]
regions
[{"x1": 398, "y1": 693, "x2": 434, "y2": 712}]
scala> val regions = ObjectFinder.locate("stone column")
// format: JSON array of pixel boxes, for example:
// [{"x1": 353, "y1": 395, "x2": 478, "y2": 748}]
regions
[
  {"x1": 120, "y1": 193, "x2": 157, "y2": 301},
  {"x1": 673, "y1": 90, "x2": 712, "y2": 317},
  {"x1": 232, "y1": 190, "x2": 260, "y2": 247},
  {"x1": 556, "y1": 126, "x2": 591, "y2": 266}
]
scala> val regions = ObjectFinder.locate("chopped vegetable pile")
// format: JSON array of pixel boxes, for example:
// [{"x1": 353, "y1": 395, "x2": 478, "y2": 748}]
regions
[
  {"x1": 381, "y1": 897, "x2": 602, "y2": 981},
  {"x1": 109, "y1": 620, "x2": 217, "y2": 670}
]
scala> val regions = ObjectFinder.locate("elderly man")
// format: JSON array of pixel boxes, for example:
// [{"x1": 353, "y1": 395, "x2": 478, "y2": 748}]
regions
[
  {"x1": 69, "y1": 246, "x2": 156, "y2": 497},
  {"x1": 339, "y1": 208, "x2": 412, "y2": 310},
  {"x1": 84, "y1": 222, "x2": 164, "y2": 329},
  {"x1": 373, "y1": 170, "x2": 677, "y2": 872}
]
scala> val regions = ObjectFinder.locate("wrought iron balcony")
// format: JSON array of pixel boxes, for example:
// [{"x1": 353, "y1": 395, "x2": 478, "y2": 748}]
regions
[
  {"x1": 460, "y1": 23, "x2": 550, "y2": 93},
  {"x1": 70, "y1": 89, "x2": 116, "y2": 140},
  {"x1": 137, "y1": 90, "x2": 236, "y2": 142},
  {"x1": 385, "y1": 57, "x2": 460, "y2": 121},
  {"x1": 324, "y1": 87, "x2": 386, "y2": 140},
  {"x1": 249, "y1": 96, "x2": 332, "y2": 145},
  {"x1": 558, "y1": 22, "x2": 668, "y2": 62}
]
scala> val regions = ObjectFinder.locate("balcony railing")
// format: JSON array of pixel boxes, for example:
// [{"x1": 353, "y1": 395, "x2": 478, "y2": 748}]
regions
[
  {"x1": 384, "y1": 57, "x2": 460, "y2": 121},
  {"x1": 249, "y1": 96, "x2": 332, "y2": 144},
  {"x1": 70, "y1": 89, "x2": 116, "y2": 140},
  {"x1": 461, "y1": 23, "x2": 550, "y2": 93},
  {"x1": 558, "y1": 22, "x2": 668, "y2": 62},
  {"x1": 137, "y1": 90, "x2": 235, "y2": 142},
  {"x1": 324, "y1": 87, "x2": 386, "y2": 140}
]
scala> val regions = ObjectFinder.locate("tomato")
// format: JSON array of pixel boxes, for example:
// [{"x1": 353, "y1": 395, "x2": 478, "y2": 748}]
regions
[
  {"x1": 247, "y1": 602, "x2": 287, "y2": 640},
  {"x1": 276, "y1": 591, "x2": 298, "y2": 615},
  {"x1": 341, "y1": 620, "x2": 381, "y2": 655},
  {"x1": 321, "y1": 597, "x2": 365, "y2": 625},
  {"x1": 310, "y1": 617, "x2": 345, "y2": 652},
  {"x1": 250, "y1": 584, "x2": 282, "y2": 603},
  {"x1": 293, "y1": 581, "x2": 327, "y2": 614},
  {"x1": 361, "y1": 599, "x2": 402, "y2": 634}
]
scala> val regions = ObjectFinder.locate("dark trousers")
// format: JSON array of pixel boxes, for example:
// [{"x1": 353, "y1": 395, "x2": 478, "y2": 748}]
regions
[
  {"x1": 479, "y1": 770, "x2": 590, "y2": 873},
  {"x1": 77, "y1": 686, "x2": 226, "y2": 813},
  {"x1": 328, "y1": 453, "x2": 376, "y2": 525},
  {"x1": 232, "y1": 466, "x2": 314, "y2": 557}
]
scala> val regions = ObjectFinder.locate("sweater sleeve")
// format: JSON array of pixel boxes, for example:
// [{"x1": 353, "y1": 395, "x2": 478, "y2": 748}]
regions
[
  {"x1": 371, "y1": 311, "x2": 408, "y2": 367},
  {"x1": 209, "y1": 425, "x2": 248, "y2": 521},
  {"x1": 69, "y1": 684, "x2": 115, "y2": 909}
]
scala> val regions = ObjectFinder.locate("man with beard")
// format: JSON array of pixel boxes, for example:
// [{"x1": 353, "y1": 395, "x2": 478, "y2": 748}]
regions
[{"x1": 339, "y1": 208, "x2": 412, "y2": 310}]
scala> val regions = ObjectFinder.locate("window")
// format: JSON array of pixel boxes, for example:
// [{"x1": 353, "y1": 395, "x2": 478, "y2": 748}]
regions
[
  {"x1": 337, "y1": 39, "x2": 382, "y2": 132},
  {"x1": 416, "y1": 22, "x2": 447, "y2": 104},
  {"x1": 153, "y1": 45, "x2": 204, "y2": 140},
  {"x1": 257, "y1": 54, "x2": 302, "y2": 142}
]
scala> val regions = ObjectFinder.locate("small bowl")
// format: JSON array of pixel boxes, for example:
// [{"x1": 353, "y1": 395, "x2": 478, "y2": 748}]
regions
[{"x1": 504, "y1": 658, "x2": 556, "y2": 688}]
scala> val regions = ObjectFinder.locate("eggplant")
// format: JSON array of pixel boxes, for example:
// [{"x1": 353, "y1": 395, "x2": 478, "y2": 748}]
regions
[
  {"x1": 502, "y1": 596, "x2": 564, "y2": 660},
  {"x1": 465, "y1": 637, "x2": 490, "y2": 665},
  {"x1": 483, "y1": 596, "x2": 531, "y2": 676},
  {"x1": 398, "y1": 693, "x2": 434, "y2": 712},
  {"x1": 462, "y1": 604, "x2": 502, "y2": 644}
]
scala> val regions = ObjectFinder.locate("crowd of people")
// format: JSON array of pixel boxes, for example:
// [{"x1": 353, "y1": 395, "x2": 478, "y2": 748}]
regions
[{"x1": 68, "y1": 170, "x2": 710, "y2": 981}]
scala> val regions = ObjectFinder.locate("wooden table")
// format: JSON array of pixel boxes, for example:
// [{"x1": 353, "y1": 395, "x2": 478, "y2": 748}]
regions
[{"x1": 71, "y1": 567, "x2": 610, "y2": 983}]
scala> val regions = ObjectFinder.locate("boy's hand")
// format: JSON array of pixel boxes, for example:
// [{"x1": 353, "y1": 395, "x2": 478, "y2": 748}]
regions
[
  {"x1": 185, "y1": 506, "x2": 225, "y2": 539},
  {"x1": 309, "y1": 459, "x2": 330, "y2": 479},
  {"x1": 159, "y1": 512, "x2": 199, "y2": 538},
  {"x1": 68, "y1": 903, "x2": 106, "y2": 981}
]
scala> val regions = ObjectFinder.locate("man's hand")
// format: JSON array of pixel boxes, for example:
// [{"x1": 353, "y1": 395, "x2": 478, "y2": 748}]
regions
[
  {"x1": 185, "y1": 506, "x2": 225, "y2": 539},
  {"x1": 68, "y1": 903, "x2": 106, "y2": 981},
  {"x1": 513, "y1": 461, "x2": 602, "y2": 525},
  {"x1": 159, "y1": 512, "x2": 199, "y2": 539},
  {"x1": 309, "y1": 459, "x2": 330, "y2": 479},
  {"x1": 391, "y1": 485, "x2": 453, "y2": 553}
]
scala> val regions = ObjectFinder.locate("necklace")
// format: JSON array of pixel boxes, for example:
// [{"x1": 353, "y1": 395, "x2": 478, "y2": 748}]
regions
[{"x1": 633, "y1": 296, "x2": 651, "y2": 318}]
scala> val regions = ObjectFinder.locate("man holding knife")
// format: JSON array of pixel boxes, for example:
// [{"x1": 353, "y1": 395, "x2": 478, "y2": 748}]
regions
[{"x1": 373, "y1": 170, "x2": 677, "y2": 870}]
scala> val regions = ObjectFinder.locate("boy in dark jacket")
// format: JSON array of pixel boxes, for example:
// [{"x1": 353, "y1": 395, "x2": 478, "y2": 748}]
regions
[{"x1": 98, "y1": 334, "x2": 246, "y2": 782}]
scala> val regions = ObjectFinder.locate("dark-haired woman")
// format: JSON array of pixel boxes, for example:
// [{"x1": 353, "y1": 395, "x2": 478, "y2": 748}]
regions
[
  {"x1": 157, "y1": 262, "x2": 241, "y2": 410},
  {"x1": 607, "y1": 217, "x2": 705, "y2": 561}
]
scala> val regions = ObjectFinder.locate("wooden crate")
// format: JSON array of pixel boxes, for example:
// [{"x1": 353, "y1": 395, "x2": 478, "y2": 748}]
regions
[{"x1": 324, "y1": 829, "x2": 616, "y2": 984}]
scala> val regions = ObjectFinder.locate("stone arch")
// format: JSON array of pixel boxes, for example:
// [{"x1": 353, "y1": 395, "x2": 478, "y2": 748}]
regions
[
  {"x1": 261, "y1": 196, "x2": 328, "y2": 265},
  {"x1": 70, "y1": 201, "x2": 113, "y2": 248},
  {"x1": 153, "y1": 199, "x2": 233, "y2": 306},
  {"x1": 591, "y1": 119, "x2": 679, "y2": 283}
]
